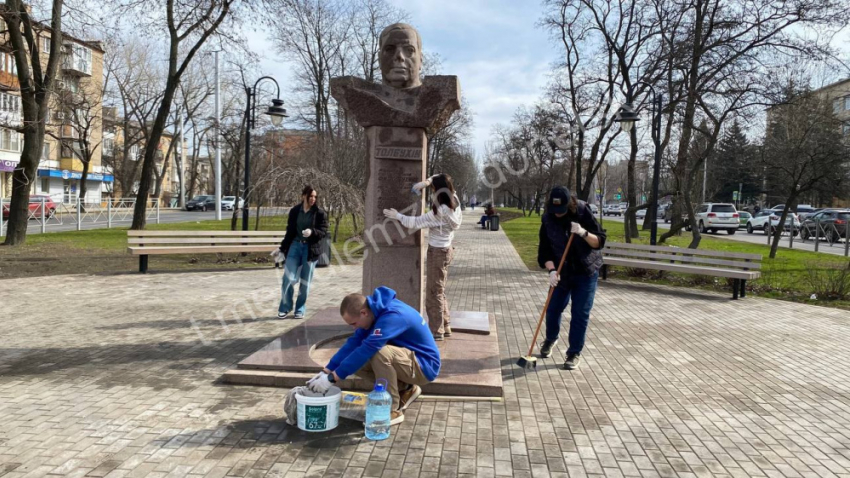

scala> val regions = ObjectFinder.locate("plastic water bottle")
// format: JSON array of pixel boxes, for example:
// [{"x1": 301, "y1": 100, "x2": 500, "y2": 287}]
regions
[{"x1": 365, "y1": 379, "x2": 392, "y2": 440}]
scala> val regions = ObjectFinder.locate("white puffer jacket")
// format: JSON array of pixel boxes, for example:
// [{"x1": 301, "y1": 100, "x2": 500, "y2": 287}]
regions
[{"x1": 398, "y1": 194, "x2": 463, "y2": 248}]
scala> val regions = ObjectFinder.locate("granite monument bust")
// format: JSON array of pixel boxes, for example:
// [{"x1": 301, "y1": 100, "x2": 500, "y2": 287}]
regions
[{"x1": 331, "y1": 23, "x2": 461, "y2": 312}]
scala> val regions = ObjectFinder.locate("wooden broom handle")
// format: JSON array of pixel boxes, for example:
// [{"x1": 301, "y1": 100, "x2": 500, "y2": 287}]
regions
[{"x1": 527, "y1": 233, "x2": 575, "y2": 357}]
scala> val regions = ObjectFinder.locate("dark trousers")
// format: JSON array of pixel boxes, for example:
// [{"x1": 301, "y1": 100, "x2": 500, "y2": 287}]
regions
[{"x1": 545, "y1": 272, "x2": 599, "y2": 354}]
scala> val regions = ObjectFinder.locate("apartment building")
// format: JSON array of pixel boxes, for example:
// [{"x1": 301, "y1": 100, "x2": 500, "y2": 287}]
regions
[{"x1": 0, "y1": 17, "x2": 109, "y2": 204}]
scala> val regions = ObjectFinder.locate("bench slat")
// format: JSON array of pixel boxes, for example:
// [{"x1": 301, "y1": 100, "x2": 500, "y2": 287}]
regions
[
  {"x1": 129, "y1": 237, "x2": 283, "y2": 245},
  {"x1": 604, "y1": 257, "x2": 761, "y2": 280},
  {"x1": 603, "y1": 249, "x2": 761, "y2": 270},
  {"x1": 604, "y1": 242, "x2": 762, "y2": 261},
  {"x1": 128, "y1": 246, "x2": 277, "y2": 255},
  {"x1": 128, "y1": 230, "x2": 286, "y2": 237}
]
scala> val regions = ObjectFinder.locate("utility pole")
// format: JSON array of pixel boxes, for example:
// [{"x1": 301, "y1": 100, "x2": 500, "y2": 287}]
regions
[
  {"x1": 178, "y1": 114, "x2": 185, "y2": 208},
  {"x1": 702, "y1": 157, "x2": 708, "y2": 203},
  {"x1": 214, "y1": 51, "x2": 222, "y2": 220}
]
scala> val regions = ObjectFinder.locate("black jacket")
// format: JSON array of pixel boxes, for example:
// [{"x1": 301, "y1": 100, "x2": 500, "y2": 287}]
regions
[
  {"x1": 279, "y1": 204, "x2": 329, "y2": 262},
  {"x1": 537, "y1": 200, "x2": 606, "y2": 279}
]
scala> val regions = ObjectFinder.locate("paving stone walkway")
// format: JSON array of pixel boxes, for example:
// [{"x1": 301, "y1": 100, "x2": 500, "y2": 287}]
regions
[{"x1": 1, "y1": 209, "x2": 849, "y2": 477}]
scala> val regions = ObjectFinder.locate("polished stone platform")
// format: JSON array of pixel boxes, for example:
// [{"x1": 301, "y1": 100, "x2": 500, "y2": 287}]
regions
[{"x1": 225, "y1": 308, "x2": 502, "y2": 397}]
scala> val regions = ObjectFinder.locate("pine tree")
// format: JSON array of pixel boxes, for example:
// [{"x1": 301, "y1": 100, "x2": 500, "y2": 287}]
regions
[{"x1": 711, "y1": 120, "x2": 756, "y2": 204}]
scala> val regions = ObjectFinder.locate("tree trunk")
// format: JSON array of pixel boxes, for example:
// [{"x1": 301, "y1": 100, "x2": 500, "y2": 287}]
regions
[
  {"x1": 769, "y1": 192, "x2": 797, "y2": 259},
  {"x1": 624, "y1": 127, "x2": 639, "y2": 241},
  {"x1": 78, "y1": 158, "x2": 91, "y2": 212}
]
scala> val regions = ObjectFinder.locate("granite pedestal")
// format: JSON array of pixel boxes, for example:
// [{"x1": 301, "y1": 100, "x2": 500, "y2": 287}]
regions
[{"x1": 225, "y1": 308, "x2": 502, "y2": 397}]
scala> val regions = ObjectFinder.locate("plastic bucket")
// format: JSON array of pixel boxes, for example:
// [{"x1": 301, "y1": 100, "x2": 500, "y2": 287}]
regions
[{"x1": 295, "y1": 386, "x2": 341, "y2": 432}]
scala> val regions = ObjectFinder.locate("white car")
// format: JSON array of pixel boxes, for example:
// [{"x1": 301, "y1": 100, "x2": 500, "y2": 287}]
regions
[
  {"x1": 589, "y1": 204, "x2": 598, "y2": 215},
  {"x1": 747, "y1": 210, "x2": 800, "y2": 235},
  {"x1": 694, "y1": 203, "x2": 739, "y2": 234},
  {"x1": 636, "y1": 208, "x2": 647, "y2": 219},
  {"x1": 603, "y1": 204, "x2": 621, "y2": 216},
  {"x1": 221, "y1": 196, "x2": 244, "y2": 211}
]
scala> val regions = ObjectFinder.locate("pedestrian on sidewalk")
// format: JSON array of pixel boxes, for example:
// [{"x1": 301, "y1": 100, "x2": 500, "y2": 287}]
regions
[
  {"x1": 383, "y1": 174, "x2": 462, "y2": 341},
  {"x1": 276, "y1": 185, "x2": 329, "y2": 319},
  {"x1": 538, "y1": 186, "x2": 606, "y2": 370},
  {"x1": 306, "y1": 286, "x2": 441, "y2": 426}
]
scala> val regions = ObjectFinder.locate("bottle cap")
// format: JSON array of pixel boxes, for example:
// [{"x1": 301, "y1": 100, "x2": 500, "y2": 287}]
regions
[{"x1": 374, "y1": 378, "x2": 388, "y2": 392}]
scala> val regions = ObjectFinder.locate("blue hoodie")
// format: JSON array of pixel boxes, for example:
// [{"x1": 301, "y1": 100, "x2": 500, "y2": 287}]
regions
[{"x1": 326, "y1": 287, "x2": 441, "y2": 382}]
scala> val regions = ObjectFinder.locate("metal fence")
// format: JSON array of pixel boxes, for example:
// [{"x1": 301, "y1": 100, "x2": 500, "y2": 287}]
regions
[
  {"x1": 762, "y1": 219, "x2": 850, "y2": 256},
  {"x1": 0, "y1": 197, "x2": 164, "y2": 236}
]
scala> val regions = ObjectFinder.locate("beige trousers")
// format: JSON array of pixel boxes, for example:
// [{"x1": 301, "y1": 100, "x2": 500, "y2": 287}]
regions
[
  {"x1": 356, "y1": 345, "x2": 431, "y2": 410},
  {"x1": 426, "y1": 245, "x2": 454, "y2": 335}
]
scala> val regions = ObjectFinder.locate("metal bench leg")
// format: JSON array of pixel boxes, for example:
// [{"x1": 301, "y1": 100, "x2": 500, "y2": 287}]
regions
[
  {"x1": 602, "y1": 264, "x2": 608, "y2": 280},
  {"x1": 732, "y1": 279, "x2": 739, "y2": 300},
  {"x1": 139, "y1": 255, "x2": 149, "y2": 274},
  {"x1": 740, "y1": 280, "x2": 746, "y2": 298}
]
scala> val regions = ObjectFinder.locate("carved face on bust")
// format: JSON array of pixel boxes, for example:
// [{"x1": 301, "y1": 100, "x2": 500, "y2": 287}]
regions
[{"x1": 379, "y1": 23, "x2": 422, "y2": 89}]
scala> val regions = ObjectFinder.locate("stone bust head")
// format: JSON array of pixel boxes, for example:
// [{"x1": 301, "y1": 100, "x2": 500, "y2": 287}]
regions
[{"x1": 379, "y1": 23, "x2": 422, "y2": 89}]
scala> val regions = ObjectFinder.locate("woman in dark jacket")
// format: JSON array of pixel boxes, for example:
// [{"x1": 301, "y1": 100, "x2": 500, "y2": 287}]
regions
[
  {"x1": 277, "y1": 185, "x2": 329, "y2": 319},
  {"x1": 537, "y1": 186, "x2": 606, "y2": 370}
]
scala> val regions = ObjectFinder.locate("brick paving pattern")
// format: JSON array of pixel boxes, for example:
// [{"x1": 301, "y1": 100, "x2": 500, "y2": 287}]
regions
[{"x1": 1, "y1": 208, "x2": 849, "y2": 477}]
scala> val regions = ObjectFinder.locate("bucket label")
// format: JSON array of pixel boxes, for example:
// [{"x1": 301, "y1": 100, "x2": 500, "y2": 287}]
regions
[{"x1": 304, "y1": 405, "x2": 327, "y2": 430}]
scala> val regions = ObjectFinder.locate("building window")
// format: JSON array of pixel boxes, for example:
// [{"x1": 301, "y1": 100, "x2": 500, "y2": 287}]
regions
[
  {"x1": 41, "y1": 177, "x2": 49, "y2": 194},
  {"x1": 42, "y1": 143, "x2": 50, "y2": 160},
  {"x1": 41, "y1": 37, "x2": 50, "y2": 54},
  {"x1": 129, "y1": 144, "x2": 139, "y2": 160},
  {"x1": 835, "y1": 99, "x2": 843, "y2": 115},
  {"x1": 845, "y1": 96, "x2": 850, "y2": 111},
  {"x1": 0, "y1": 51, "x2": 17, "y2": 76},
  {"x1": 0, "y1": 128, "x2": 21, "y2": 152},
  {"x1": 103, "y1": 137, "x2": 113, "y2": 156},
  {"x1": 844, "y1": 123, "x2": 850, "y2": 136}
]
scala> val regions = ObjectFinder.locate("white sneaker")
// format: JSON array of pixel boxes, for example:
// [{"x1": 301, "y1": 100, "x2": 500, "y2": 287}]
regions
[{"x1": 277, "y1": 311, "x2": 290, "y2": 319}]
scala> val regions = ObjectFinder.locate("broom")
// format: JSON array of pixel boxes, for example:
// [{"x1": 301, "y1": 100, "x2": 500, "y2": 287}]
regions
[{"x1": 516, "y1": 233, "x2": 575, "y2": 370}]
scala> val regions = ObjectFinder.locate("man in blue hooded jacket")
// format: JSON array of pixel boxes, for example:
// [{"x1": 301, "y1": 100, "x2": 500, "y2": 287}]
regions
[{"x1": 306, "y1": 286, "x2": 441, "y2": 425}]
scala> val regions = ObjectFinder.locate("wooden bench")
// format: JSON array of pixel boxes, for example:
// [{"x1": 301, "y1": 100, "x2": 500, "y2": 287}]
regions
[
  {"x1": 128, "y1": 230, "x2": 286, "y2": 273},
  {"x1": 601, "y1": 242, "x2": 762, "y2": 299}
]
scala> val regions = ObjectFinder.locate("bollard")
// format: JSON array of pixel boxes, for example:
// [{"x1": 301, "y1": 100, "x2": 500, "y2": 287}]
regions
[
  {"x1": 41, "y1": 197, "x2": 46, "y2": 234},
  {"x1": 156, "y1": 199, "x2": 160, "y2": 224},
  {"x1": 815, "y1": 218, "x2": 820, "y2": 252},
  {"x1": 845, "y1": 220, "x2": 849, "y2": 257},
  {"x1": 107, "y1": 201, "x2": 112, "y2": 229},
  {"x1": 76, "y1": 198, "x2": 82, "y2": 231},
  {"x1": 788, "y1": 222, "x2": 793, "y2": 249}
]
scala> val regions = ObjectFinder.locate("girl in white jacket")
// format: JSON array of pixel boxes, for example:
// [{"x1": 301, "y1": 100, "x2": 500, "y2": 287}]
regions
[{"x1": 383, "y1": 174, "x2": 463, "y2": 340}]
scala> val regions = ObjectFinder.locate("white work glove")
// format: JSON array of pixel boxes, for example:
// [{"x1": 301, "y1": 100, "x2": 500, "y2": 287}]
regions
[
  {"x1": 302, "y1": 228, "x2": 312, "y2": 238},
  {"x1": 307, "y1": 372, "x2": 332, "y2": 394},
  {"x1": 306, "y1": 371, "x2": 324, "y2": 384},
  {"x1": 383, "y1": 208, "x2": 401, "y2": 220},
  {"x1": 549, "y1": 270, "x2": 560, "y2": 288},
  {"x1": 570, "y1": 222, "x2": 587, "y2": 237}
]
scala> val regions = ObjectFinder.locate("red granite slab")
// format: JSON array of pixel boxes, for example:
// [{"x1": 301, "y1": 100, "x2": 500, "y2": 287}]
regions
[{"x1": 230, "y1": 308, "x2": 501, "y2": 397}]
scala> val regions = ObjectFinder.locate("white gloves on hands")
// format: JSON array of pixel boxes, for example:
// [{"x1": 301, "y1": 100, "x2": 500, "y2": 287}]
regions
[
  {"x1": 302, "y1": 228, "x2": 312, "y2": 238},
  {"x1": 306, "y1": 372, "x2": 332, "y2": 393},
  {"x1": 307, "y1": 371, "x2": 324, "y2": 383},
  {"x1": 570, "y1": 222, "x2": 587, "y2": 237},
  {"x1": 549, "y1": 270, "x2": 560, "y2": 288},
  {"x1": 383, "y1": 208, "x2": 401, "y2": 220}
]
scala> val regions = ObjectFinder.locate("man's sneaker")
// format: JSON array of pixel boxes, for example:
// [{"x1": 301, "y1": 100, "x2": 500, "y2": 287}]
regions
[
  {"x1": 540, "y1": 339, "x2": 557, "y2": 358},
  {"x1": 564, "y1": 353, "x2": 581, "y2": 370},
  {"x1": 433, "y1": 333, "x2": 444, "y2": 341},
  {"x1": 293, "y1": 312, "x2": 305, "y2": 319},
  {"x1": 277, "y1": 311, "x2": 290, "y2": 319},
  {"x1": 444, "y1": 325, "x2": 452, "y2": 337},
  {"x1": 398, "y1": 385, "x2": 422, "y2": 411},
  {"x1": 390, "y1": 410, "x2": 405, "y2": 425}
]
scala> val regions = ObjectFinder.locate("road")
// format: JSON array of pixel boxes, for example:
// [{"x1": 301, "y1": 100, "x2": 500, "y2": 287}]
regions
[
  {"x1": 598, "y1": 213, "x2": 850, "y2": 257},
  {"x1": 2, "y1": 210, "x2": 233, "y2": 235}
]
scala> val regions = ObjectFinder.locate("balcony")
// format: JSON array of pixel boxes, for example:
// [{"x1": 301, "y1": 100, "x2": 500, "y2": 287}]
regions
[{"x1": 62, "y1": 56, "x2": 91, "y2": 76}]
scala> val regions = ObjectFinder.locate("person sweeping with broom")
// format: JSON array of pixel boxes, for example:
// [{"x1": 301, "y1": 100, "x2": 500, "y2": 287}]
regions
[{"x1": 529, "y1": 186, "x2": 605, "y2": 371}]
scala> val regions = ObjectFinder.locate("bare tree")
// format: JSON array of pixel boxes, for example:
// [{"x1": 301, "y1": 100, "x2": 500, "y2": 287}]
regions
[{"x1": 2, "y1": 0, "x2": 65, "y2": 245}]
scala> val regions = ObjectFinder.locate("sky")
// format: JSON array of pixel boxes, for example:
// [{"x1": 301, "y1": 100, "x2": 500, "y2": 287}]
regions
[{"x1": 243, "y1": 0, "x2": 554, "y2": 159}]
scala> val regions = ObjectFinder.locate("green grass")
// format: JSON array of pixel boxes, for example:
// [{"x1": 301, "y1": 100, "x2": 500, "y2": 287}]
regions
[
  {"x1": 0, "y1": 213, "x2": 364, "y2": 279},
  {"x1": 499, "y1": 211, "x2": 850, "y2": 309}
]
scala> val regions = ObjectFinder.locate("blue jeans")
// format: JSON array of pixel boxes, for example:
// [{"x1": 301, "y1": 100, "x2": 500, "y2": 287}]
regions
[
  {"x1": 545, "y1": 272, "x2": 598, "y2": 354},
  {"x1": 278, "y1": 241, "x2": 317, "y2": 315}
]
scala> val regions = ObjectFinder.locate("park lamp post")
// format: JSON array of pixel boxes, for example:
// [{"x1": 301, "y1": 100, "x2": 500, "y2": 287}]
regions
[
  {"x1": 243, "y1": 76, "x2": 288, "y2": 231},
  {"x1": 616, "y1": 83, "x2": 663, "y2": 245}
]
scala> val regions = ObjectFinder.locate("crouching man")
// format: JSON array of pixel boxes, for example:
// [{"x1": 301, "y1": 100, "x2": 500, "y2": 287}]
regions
[{"x1": 306, "y1": 286, "x2": 441, "y2": 425}]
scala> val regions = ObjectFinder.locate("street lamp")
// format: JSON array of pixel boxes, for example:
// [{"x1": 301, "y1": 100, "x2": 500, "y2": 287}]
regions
[
  {"x1": 616, "y1": 83, "x2": 663, "y2": 245},
  {"x1": 243, "y1": 76, "x2": 288, "y2": 231}
]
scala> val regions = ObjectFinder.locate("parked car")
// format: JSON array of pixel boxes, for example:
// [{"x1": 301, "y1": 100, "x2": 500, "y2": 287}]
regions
[
  {"x1": 694, "y1": 203, "x2": 739, "y2": 234},
  {"x1": 603, "y1": 204, "x2": 621, "y2": 216},
  {"x1": 588, "y1": 204, "x2": 598, "y2": 215},
  {"x1": 737, "y1": 211, "x2": 751, "y2": 228},
  {"x1": 2, "y1": 195, "x2": 58, "y2": 219},
  {"x1": 746, "y1": 210, "x2": 800, "y2": 235},
  {"x1": 221, "y1": 196, "x2": 244, "y2": 211},
  {"x1": 795, "y1": 205, "x2": 818, "y2": 221},
  {"x1": 186, "y1": 195, "x2": 214, "y2": 211},
  {"x1": 636, "y1": 208, "x2": 647, "y2": 219},
  {"x1": 800, "y1": 209, "x2": 850, "y2": 242}
]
